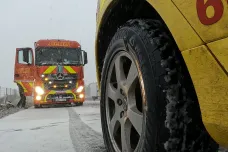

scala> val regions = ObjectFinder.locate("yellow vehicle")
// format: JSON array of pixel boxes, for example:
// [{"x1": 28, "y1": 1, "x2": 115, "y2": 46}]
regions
[{"x1": 95, "y1": 0, "x2": 228, "y2": 151}]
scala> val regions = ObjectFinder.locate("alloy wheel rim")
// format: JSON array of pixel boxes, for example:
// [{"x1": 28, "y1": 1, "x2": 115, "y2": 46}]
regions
[{"x1": 105, "y1": 51, "x2": 144, "y2": 152}]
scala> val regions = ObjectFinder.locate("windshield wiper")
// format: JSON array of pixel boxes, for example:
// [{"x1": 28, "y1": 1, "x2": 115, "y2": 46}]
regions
[
  {"x1": 63, "y1": 61, "x2": 82, "y2": 65},
  {"x1": 40, "y1": 61, "x2": 58, "y2": 65}
]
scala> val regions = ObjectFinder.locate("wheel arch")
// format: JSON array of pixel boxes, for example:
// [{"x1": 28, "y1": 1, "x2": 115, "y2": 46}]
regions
[{"x1": 95, "y1": 0, "x2": 203, "y2": 88}]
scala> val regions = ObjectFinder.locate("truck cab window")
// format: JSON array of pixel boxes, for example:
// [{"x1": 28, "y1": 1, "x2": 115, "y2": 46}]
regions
[
  {"x1": 18, "y1": 50, "x2": 32, "y2": 64},
  {"x1": 28, "y1": 51, "x2": 32, "y2": 64}
]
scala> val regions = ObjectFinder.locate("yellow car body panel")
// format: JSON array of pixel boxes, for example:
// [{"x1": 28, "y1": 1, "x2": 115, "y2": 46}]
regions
[
  {"x1": 172, "y1": 0, "x2": 228, "y2": 43},
  {"x1": 146, "y1": 0, "x2": 203, "y2": 51},
  {"x1": 207, "y1": 37, "x2": 228, "y2": 72},
  {"x1": 95, "y1": 0, "x2": 109, "y2": 88},
  {"x1": 95, "y1": 0, "x2": 203, "y2": 86},
  {"x1": 96, "y1": 0, "x2": 203, "y2": 52},
  {"x1": 96, "y1": 0, "x2": 228, "y2": 147},
  {"x1": 182, "y1": 45, "x2": 228, "y2": 147}
]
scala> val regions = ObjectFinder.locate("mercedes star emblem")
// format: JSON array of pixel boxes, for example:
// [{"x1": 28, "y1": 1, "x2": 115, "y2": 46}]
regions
[{"x1": 56, "y1": 73, "x2": 64, "y2": 80}]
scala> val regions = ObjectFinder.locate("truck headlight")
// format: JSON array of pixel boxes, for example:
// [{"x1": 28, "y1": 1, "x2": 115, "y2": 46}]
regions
[
  {"x1": 79, "y1": 94, "x2": 84, "y2": 99},
  {"x1": 76, "y1": 86, "x2": 84, "y2": 93},
  {"x1": 36, "y1": 95, "x2": 42, "y2": 101},
  {"x1": 35, "y1": 86, "x2": 44, "y2": 95}
]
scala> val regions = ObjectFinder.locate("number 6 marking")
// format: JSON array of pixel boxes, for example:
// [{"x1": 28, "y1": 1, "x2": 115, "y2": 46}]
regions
[{"x1": 196, "y1": 0, "x2": 224, "y2": 25}]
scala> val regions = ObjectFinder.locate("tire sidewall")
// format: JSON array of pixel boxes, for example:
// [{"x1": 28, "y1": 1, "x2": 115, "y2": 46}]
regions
[{"x1": 100, "y1": 27, "x2": 167, "y2": 152}]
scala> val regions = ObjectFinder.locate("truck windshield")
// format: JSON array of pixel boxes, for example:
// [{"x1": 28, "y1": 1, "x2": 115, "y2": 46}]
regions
[{"x1": 35, "y1": 48, "x2": 83, "y2": 66}]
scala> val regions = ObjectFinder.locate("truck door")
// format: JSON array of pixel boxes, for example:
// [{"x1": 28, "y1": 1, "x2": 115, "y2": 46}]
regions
[{"x1": 14, "y1": 48, "x2": 34, "y2": 96}]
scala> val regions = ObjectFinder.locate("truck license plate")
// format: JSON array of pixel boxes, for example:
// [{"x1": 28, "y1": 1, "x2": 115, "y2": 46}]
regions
[{"x1": 56, "y1": 98, "x2": 66, "y2": 102}]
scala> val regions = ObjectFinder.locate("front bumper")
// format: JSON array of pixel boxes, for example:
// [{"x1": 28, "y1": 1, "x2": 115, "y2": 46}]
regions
[
  {"x1": 34, "y1": 91, "x2": 85, "y2": 105},
  {"x1": 34, "y1": 99, "x2": 84, "y2": 105}
]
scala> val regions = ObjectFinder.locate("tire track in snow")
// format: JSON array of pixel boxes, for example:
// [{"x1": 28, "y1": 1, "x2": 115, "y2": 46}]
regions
[{"x1": 68, "y1": 108, "x2": 106, "y2": 152}]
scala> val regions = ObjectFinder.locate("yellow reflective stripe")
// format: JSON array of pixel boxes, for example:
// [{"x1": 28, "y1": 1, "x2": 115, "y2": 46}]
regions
[
  {"x1": 44, "y1": 90, "x2": 77, "y2": 101},
  {"x1": 65, "y1": 90, "x2": 72, "y2": 94},
  {"x1": 17, "y1": 81, "x2": 28, "y2": 92},
  {"x1": 64, "y1": 66, "x2": 76, "y2": 74},
  {"x1": 43, "y1": 66, "x2": 56, "y2": 74},
  {"x1": 41, "y1": 84, "x2": 44, "y2": 89},
  {"x1": 73, "y1": 93, "x2": 76, "y2": 100},
  {"x1": 66, "y1": 90, "x2": 76, "y2": 99},
  {"x1": 29, "y1": 82, "x2": 33, "y2": 87},
  {"x1": 76, "y1": 82, "x2": 78, "y2": 88},
  {"x1": 44, "y1": 90, "x2": 56, "y2": 101},
  {"x1": 49, "y1": 90, "x2": 56, "y2": 94}
]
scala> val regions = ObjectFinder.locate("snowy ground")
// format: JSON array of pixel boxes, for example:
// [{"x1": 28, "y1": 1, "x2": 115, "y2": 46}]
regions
[
  {"x1": 0, "y1": 99, "x2": 227, "y2": 152},
  {"x1": 0, "y1": 100, "x2": 106, "y2": 152},
  {"x1": 0, "y1": 96, "x2": 33, "y2": 119}
]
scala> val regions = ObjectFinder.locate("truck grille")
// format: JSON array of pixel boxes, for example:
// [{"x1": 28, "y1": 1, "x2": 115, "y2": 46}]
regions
[
  {"x1": 43, "y1": 73, "x2": 77, "y2": 80},
  {"x1": 46, "y1": 93, "x2": 74, "y2": 100},
  {"x1": 42, "y1": 74, "x2": 77, "y2": 90},
  {"x1": 44, "y1": 80, "x2": 76, "y2": 90}
]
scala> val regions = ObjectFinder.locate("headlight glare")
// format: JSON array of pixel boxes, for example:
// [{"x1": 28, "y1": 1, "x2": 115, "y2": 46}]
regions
[
  {"x1": 76, "y1": 86, "x2": 84, "y2": 93},
  {"x1": 35, "y1": 86, "x2": 44, "y2": 95},
  {"x1": 36, "y1": 95, "x2": 41, "y2": 101},
  {"x1": 79, "y1": 94, "x2": 84, "y2": 99}
]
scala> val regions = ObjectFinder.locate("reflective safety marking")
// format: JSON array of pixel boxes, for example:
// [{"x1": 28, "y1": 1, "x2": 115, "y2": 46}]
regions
[
  {"x1": 49, "y1": 90, "x2": 56, "y2": 94},
  {"x1": 44, "y1": 90, "x2": 76, "y2": 101},
  {"x1": 29, "y1": 82, "x2": 33, "y2": 87},
  {"x1": 66, "y1": 90, "x2": 76, "y2": 99},
  {"x1": 73, "y1": 82, "x2": 79, "y2": 93},
  {"x1": 65, "y1": 90, "x2": 72, "y2": 94},
  {"x1": 64, "y1": 66, "x2": 76, "y2": 74},
  {"x1": 17, "y1": 81, "x2": 28, "y2": 92},
  {"x1": 41, "y1": 84, "x2": 45, "y2": 89},
  {"x1": 44, "y1": 90, "x2": 56, "y2": 102},
  {"x1": 43, "y1": 66, "x2": 56, "y2": 74},
  {"x1": 16, "y1": 81, "x2": 34, "y2": 96},
  {"x1": 76, "y1": 82, "x2": 78, "y2": 88}
]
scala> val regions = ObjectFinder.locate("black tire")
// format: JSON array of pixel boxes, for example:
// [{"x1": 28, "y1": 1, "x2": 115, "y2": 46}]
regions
[
  {"x1": 72, "y1": 102, "x2": 83, "y2": 106},
  {"x1": 34, "y1": 105, "x2": 40, "y2": 108},
  {"x1": 100, "y1": 19, "x2": 218, "y2": 152},
  {"x1": 78, "y1": 102, "x2": 83, "y2": 106}
]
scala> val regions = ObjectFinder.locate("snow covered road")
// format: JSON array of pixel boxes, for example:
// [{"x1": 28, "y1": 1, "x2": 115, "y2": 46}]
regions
[{"x1": 0, "y1": 101, "x2": 106, "y2": 152}]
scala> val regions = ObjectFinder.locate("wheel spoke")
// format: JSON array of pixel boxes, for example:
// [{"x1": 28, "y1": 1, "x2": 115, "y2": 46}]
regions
[
  {"x1": 125, "y1": 62, "x2": 138, "y2": 94},
  {"x1": 107, "y1": 83, "x2": 117, "y2": 101},
  {"x1": 121, "y1": 119, "x2": 132, "y2": 152},
  {"x1": 115, "y1": 56, "x2": 125, "y2": 87},
  {"x1": 128, "y1": 106, "x2": 143, "y2": 135},
  {"x1": 109, "y1": 113, "x2": 120, "y2": 136}
]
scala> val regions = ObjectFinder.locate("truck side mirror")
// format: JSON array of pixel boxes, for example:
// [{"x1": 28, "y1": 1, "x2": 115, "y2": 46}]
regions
[
  {"x1": 83, "y1": 50, "x2": 88, "y2": 65},
  {"x1": 23, "y1": 49, "x2": 29, "y2": 64}
]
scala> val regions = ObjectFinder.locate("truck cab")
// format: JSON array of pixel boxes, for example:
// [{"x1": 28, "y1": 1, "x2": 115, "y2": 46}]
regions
[{"x1": 14, "y1": 39, "x2": 88, "y2": 107}]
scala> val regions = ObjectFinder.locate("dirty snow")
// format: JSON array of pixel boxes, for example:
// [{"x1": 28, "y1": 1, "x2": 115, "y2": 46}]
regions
[
  {"x1": 0, "y1": 100, "x2": 106, "y2": 152},
  {"x1": 0, "y1": 96, "x2": 33, "y2": 119}
]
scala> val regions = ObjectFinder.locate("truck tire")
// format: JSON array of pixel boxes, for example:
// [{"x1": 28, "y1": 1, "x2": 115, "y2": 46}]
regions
[
  {"x1": 100, "y1": 19, "x2": 218, "y2": 152},
  {"x1": 34, "y1": 105, "x2": 40, "y2": 108}
]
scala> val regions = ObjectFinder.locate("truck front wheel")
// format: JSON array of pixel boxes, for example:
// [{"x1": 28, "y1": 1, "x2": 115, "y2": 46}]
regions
[
  {"x1": 100, "y1": 19, "x2": 218, "y2": 152},
  {"x1": 34, "y1": 105, "x2": 40, "y2": 108}
]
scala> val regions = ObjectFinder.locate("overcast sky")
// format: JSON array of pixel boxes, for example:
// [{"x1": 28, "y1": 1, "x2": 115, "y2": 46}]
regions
[{"x1": 0, "y1": 0, "x2": 97, "y2": 89}]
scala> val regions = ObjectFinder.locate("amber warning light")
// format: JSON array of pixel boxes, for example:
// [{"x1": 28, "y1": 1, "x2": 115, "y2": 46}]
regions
[{"x1": 48, "y1": 41, "x2": 71, "y2": 47}]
